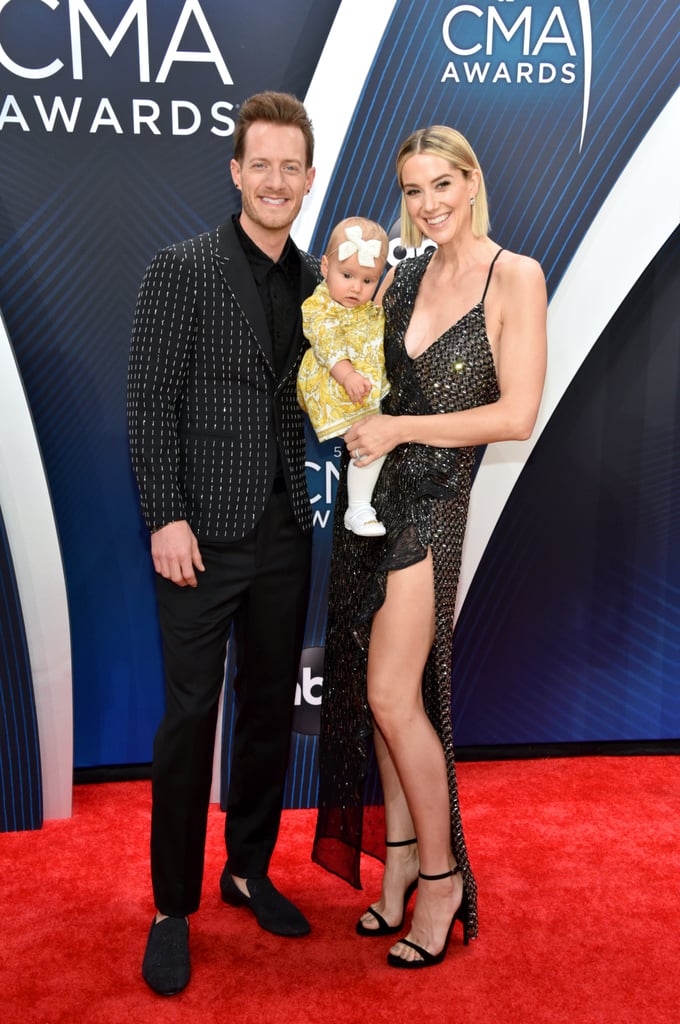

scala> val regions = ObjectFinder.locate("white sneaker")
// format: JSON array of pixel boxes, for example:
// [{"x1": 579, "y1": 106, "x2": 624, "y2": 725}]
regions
[{"x1": 343, "y1": 506, "x2": 386, "y2": 537}]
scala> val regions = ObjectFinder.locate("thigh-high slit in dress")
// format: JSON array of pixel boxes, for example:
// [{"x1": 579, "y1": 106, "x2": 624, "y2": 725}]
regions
[{"x1": 312, "y1": 249, "x2": 502, "y2": 941}]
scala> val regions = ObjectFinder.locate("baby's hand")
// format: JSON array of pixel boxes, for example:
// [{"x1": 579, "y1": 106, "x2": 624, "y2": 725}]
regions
[{"x1": 343, "y1": 371, "x2": 373, "y2": 404}]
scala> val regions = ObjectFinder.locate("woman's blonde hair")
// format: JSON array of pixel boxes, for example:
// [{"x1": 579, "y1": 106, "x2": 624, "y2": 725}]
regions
[{"x1": 396, "y1": 126, "x2": 489, "y2": 245}]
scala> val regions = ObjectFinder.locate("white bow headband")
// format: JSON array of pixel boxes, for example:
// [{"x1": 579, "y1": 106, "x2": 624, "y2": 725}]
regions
[{"x1": 336, "y1": 225, "x2": 382, "y2": 268}]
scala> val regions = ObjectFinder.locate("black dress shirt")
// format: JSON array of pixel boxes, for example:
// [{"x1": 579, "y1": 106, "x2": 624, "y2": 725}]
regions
[{"x1": 232, "y1": 214, "x2": 301, "y2": 378}]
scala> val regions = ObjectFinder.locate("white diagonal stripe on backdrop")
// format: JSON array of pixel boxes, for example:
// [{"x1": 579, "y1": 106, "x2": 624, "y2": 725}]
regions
[
  {"x1": 296, "y1": 0, "x2": 398, "y2": 249},
  {"x1": 0, "y1": 308, "x2": 73, "y2": 820}
]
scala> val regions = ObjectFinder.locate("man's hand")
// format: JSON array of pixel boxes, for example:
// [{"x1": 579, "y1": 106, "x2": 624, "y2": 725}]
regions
[{"x1": 151, "y1": 520, "x2": 205, "y2": 588}]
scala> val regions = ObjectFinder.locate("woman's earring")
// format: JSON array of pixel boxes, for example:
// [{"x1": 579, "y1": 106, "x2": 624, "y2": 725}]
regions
[{"x1": 470, "y1": 196, "x2": 476, "y2": 206}]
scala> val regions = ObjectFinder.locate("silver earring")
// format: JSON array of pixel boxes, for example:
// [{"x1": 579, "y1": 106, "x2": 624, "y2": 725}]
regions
[{"x1": 470, "y1": 196, "x2": 476, "y2": 206}]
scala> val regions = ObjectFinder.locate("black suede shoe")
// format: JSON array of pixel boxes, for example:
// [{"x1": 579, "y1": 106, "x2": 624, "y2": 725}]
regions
[
  {"x1": 220, "y1": 870, "x2": 311, "y2": 937},
  {"x1": 141, "y1": 916, "x2": 190, "y2": 996}
]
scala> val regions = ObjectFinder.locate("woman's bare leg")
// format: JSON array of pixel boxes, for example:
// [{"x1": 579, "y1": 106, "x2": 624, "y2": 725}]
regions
[
  {"x1": 356, "y1": 727, "x2": 419, "y2": 930},
  {"x1": 366, "y1": 552, "x2": 462, "y2": 961}
]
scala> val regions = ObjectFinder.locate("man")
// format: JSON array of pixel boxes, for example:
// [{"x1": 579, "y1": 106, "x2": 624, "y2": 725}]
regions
[{"x1": 127, "y1": 91, "x2": 320, "y2": 996}]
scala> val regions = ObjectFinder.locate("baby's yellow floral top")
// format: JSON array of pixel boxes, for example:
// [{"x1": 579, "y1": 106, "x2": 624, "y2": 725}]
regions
[{"x1": 297, "y1": 281, "x2": 389, "y2": 442}]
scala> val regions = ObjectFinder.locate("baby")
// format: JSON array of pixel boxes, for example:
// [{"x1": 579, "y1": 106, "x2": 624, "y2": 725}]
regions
[{"x1": 298, "y1": 217, "x2": 390, "y2": 536}]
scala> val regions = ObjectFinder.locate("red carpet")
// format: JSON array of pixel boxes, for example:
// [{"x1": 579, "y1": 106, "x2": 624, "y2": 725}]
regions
[{"x1": 1, "y1": 757, "x2": 678, "y2": 1023}]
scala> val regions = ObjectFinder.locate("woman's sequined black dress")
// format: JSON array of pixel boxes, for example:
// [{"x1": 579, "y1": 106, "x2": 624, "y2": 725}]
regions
[{"x1": 312, "y1": 250, "x2": 501, "y2": 941}]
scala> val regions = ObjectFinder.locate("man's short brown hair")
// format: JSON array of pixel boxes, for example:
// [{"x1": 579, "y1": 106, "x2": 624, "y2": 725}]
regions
[{"x1": 234, "y1": 91, "x2": 314, "y2": 168}]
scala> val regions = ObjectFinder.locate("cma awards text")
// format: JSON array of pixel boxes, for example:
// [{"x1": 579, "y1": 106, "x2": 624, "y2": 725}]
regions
[
  {"x1": 440, "y1": 2, "x2": 583, "y2": 87},
  {"x1": 0, "y1": 0, "x2": 236, "y2": 136},
  {"x1": 0, "y1": 94, "x2": 235, "y2": 135}
]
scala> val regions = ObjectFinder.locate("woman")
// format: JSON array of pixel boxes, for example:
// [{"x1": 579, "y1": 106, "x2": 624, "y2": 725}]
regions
[{"x1": 312, "y1": 125, "x2": 547, "y2": 968}]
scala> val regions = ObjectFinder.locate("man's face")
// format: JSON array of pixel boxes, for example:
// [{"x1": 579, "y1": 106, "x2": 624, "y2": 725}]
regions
[{"x1": 230, "y1": 122, "x2": 314, "y2": 238}]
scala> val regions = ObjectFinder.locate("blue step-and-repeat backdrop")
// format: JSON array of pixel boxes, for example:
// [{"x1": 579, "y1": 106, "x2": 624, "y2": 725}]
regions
[{"x1": 0, "y1": 1, "x2": 678, "y2": 828}]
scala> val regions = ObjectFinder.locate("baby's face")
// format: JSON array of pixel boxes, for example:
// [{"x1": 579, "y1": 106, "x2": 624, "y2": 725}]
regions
[{"x1": 322, "y1": 250, "x2": 385, "y2": 308}]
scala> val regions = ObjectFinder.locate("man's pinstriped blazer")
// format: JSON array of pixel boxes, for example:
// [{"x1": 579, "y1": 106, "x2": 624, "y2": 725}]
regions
[{"x1": 127, "y1": 218, "x2": 321, "y2": 542}]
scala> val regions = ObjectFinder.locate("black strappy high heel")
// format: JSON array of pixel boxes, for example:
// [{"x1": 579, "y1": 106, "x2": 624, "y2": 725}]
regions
[
  {"x1": 386, "y1": 865, "x2": 469, "y2": 968},
  {"x1": 355, "y1": 838, "x2": 418, "y2": 937}
]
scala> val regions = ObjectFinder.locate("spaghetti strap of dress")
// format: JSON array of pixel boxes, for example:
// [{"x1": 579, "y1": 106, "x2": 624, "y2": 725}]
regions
[{"x1": 481, "y1": 247, "x2": 504, "y2": 303}]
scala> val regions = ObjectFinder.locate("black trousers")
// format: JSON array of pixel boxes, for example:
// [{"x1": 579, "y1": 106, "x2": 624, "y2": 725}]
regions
[{"x1": 150, "y1": 489, "x2": 312, "y2": 917}]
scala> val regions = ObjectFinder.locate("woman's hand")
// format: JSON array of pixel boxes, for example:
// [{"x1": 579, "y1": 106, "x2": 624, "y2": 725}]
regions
[{"x1": 344, "y1": 414, "x2": 404, "y2": 465}]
